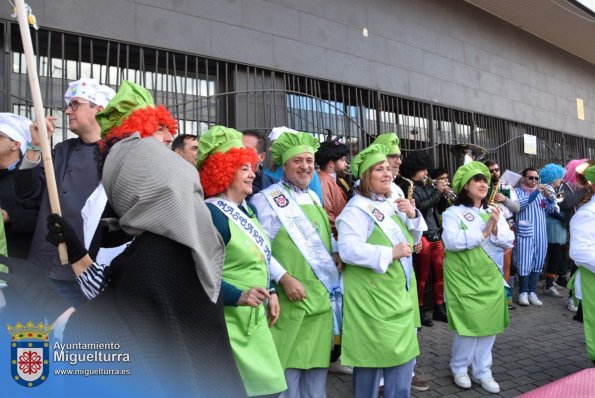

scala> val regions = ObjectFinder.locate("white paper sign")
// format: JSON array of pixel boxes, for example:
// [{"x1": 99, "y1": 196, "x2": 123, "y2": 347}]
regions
[
  {"x1": 500, "y1": 170, "x2": 522, "y2": 187},
  {"x1": 524, "y1": 134, "x2": 537, "y2": 155}
]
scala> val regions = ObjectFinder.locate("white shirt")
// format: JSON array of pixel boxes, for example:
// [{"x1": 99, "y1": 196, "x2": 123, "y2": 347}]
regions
[
  {"x1": 442, "y1": 205, "x2": 514, "y2": 251},
  {"x1": 336, "y1": 195, "x2": 426, "y2": 274},
  {"x1": 569, "y1": 196, "x2": 595, "y2": 274},
  {"x1": 389, "y1": 182, "x2": 405, "y2": 201}
]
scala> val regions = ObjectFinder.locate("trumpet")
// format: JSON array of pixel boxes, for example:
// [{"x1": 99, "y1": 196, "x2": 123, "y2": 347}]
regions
[
  {"x1": 539, "y1": 184, "x2": 564, "y2": 203},
  {"x1": 487, "y1": 179, "x2": 500, "y2": 205},
  {"x1": 424, "y1": 177, "x2": 456, "y2": 201}
]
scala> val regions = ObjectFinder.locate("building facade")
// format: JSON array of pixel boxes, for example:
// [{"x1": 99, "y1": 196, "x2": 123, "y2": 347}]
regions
[{"x1": 1, "y1": 0, "x2": 594, "y2": 173}]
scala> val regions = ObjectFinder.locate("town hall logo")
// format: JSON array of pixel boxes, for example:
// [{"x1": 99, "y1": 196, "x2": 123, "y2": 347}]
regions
[
  {"x1": 271, "y1": 191, "x2": 289, "y2": 208},
  {"x1": 7, "y1": 321, "x2": 52, "y2": 387}
]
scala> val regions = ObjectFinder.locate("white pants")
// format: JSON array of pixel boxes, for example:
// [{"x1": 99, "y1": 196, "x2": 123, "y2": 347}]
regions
[
  {"x1": 450, "y1": 334, "x2": 496, "y2": 380},
  {"x1": 280, "y1": 368, "x2": 328, "y2": 398}
]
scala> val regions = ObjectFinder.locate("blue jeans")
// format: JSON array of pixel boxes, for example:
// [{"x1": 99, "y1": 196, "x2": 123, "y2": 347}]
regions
[
  {"x1": 353, "y1": 359, "x2": 415, "y2": 398},
  {"x1": 519, "y1": 271, "x2": 540, "y2": 294}
]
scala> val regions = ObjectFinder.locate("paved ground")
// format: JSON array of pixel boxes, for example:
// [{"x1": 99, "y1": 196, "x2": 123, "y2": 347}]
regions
[{"x1": 328, "y1": 282, "x2": 592, "y2": 397}]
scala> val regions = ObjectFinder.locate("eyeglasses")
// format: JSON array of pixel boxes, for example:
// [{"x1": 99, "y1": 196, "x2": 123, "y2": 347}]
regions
[
  {"x1": 527, "y1": 176, "x2": 539, "y2": 181},
  {"x1": 64, "y1": 100, "x2": 91, "y2": 112},
  {"x1": 489, "y1": 168, "x2": 499, "y2": 173}
]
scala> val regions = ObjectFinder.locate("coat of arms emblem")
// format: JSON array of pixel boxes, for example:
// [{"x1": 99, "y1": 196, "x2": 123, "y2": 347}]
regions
[
  {"x1": 7, "y1": 321, "x2": 52, "y2": 387},
  {"x1": 372, "y1": 208, "x2": 385, "y2": 221},
  {"x1": 272, "y1": 192, "x2": 289, "y2": 208}
]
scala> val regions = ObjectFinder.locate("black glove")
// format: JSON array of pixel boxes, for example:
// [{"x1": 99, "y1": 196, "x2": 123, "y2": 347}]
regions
[
  {"x1": 0, "y1": 254, "x2": 73, "y2": 319},
  {"x1": 45, "y1": 213, "x2": 88, "y2": 264}
]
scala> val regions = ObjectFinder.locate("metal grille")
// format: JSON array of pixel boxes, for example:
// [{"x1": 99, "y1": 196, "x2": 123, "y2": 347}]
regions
[{"x1": 2, "y1": 20, "x2": 594, "y2": 174}]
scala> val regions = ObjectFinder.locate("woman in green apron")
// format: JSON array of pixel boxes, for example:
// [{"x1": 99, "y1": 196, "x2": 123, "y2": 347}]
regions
[
  {"x1": 198, "y1": 126, "x2": 287, "y2": 397},
  {"x1": 442, "y1": 161, "x2": 513, "y2": 394},
  {"x1": 336, "y1": 144, "x2": 427, "y2": 398},
  {"x1": 569, "y1": 164, "x2": 595, "y2": 364}
]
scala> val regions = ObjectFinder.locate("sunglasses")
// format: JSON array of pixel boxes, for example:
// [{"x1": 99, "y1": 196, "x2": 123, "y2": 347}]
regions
[
  {"x1": 471, "y1": 174, "x2": 488, "y2": 182},
  {"x1": 527, "y1": 176, "x2": 539, "y2": 181}
]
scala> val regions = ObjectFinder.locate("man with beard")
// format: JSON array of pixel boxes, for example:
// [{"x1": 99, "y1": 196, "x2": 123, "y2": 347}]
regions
[{"x1": 316, "y1": 139, "x2": 349, "y2": 238}]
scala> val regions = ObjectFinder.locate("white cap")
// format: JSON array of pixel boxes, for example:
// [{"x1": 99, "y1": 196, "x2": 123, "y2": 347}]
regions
[
  {"x1": 0, "y1": 113, "x2": 32, "y2": 155},
  {"x1": 64, "y1": 77, "x2": 116, "y2": 108},
  {"x1": 268, "y1": 126, "x2": 300, "y2": 142}
]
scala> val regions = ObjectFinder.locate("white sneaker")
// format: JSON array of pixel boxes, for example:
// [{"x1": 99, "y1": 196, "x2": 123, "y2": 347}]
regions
[
  {"x1": 518, "y1": 292, "x2": 529, "y2": 306},
  {"x1": 567, "y1": 297, "x2": 579, "y2": 312},
  {"x1": 329, "y1": 357, "x2": 353, "y2": 375},
  {"x1": 544, "y1": 286, "x2": 563, "y2": 297},
  {"x1": 529, "y1": 292, "x2": 543, "y2": 306},
  {"x1": 453, "y1": 373, "x2": 471, "y2": 389},
  {"x1": 472, "y1": 376, "x2": 500, "y2": 393}
]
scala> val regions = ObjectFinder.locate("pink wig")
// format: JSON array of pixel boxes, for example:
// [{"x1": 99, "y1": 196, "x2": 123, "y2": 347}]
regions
[{"x1": 564, "y1": 158, "x2": 588, "y2": 184}]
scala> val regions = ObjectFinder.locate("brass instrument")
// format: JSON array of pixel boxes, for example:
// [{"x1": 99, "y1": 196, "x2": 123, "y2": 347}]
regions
[
  {"x1": 401, "y1": 177, "x2": 415, "y2": 201},
  {"x1": 451, "y1": 143, "x2": 490, "y2": 164},
  {"x1": 424, "y1": 176, "x2": 457, "y2": 201},
  {"x1": 539, "y1": 184, "x2": 564, "y2": 203},
  {"x1": 487, "y1": 179, "x2": 500, "y2": 205}
]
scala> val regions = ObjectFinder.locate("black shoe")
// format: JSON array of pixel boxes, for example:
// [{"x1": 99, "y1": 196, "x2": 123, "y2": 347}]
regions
[
  {"x1": 557, "y1": 276, "x2": 568, "y2": 288},
  {"x1": 433, "y1": 303, "x2": 448, "y2": 322},
  {"x1": 573, "y1": 302, "x2": 584, "y2": 323},
  {"x1": 420, "y1": 307, "x2": 433, "y2": 327}
]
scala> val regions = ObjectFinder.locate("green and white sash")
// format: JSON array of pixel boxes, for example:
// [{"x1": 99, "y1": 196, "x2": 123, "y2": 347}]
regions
[
  {"x1": 351, "y1": 195, "x2": 414, "y2": 289},
  {"x1": 206, "y1": 197, "x2": 272, "y2": 268},
  {"x1": 261, "y1": 183, "x2": 342, "y2": 333}
]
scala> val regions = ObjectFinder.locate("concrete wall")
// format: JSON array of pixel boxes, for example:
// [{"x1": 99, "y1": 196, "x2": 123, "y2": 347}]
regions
[{"x1": 4, "y1": 0, "x2": 594, "y2": 138}]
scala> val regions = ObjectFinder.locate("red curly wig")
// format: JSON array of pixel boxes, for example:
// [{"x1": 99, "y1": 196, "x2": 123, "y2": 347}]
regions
[
  {"x1": 98, "y1": 104, "x2": 178, "y2": 154},
  {"x1": 200, "y1": 147, "x2": 258, "y2": 198}
]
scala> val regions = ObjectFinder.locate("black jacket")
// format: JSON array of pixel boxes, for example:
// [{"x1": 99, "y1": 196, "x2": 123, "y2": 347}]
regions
[
  {"x1": 15, "y1": 138, "x2": 101, "y2": 280},
  {"x1": 0, "y1": 159, "x2": 39, "y2": 258},
  {"x1": 411, "y1": 180, "x2": 443, "y2": 236}
]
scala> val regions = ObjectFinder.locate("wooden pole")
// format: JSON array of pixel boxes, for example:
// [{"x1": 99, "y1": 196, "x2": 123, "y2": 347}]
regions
[{"x1": 15, "y1": 0, "x2": 68, "y2": 264}]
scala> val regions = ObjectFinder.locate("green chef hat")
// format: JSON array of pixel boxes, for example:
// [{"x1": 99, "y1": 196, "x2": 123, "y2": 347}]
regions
[
  {"x1": 271, "y1": 132, "x2": 320, "y2": 166},
  {"x1": 585, "y1": 165, "x2": 595, "y2": 184},
  {"x1": 96, "y1": 80, "x2": 154, "y2": 137},
  {"x1": 197, "y1": 125, "x2": 244, "y2": 169},
  {"x1": 452, "y1": 161, "x2": 491, "y2": 194},
  {"x1": 351, "y1": 144, "x2": 389, "y2": 178},
  {"x1": 371, "y1": 133, "x2": 400, "y2": 155}
]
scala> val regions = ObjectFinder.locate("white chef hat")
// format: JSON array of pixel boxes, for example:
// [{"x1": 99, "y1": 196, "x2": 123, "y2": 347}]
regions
[
  {"x1": 64, "y1": 77, "x2": 116, "y2": 108},
  {"x1": 268, "y1": 126, "x2": 300, "y2": 142},
  {"x1": 0, "y1": 113, "x2": 32, "y2": 155}
]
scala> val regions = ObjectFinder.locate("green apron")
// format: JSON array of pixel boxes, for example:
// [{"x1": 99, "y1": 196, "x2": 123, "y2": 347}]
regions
[
  {"x1": 270, "y1": 202, "x2": 334, "y2": 370},
  {"x1": 579, "y1": 267, "x2": 595, "y2": 361},
  {"x1": 342, "y1": 213, "x2": 420, "y2": 367},
  {"x1": 0, "y1": 218, "x2": 7, "y2": 273},
  {"x1": 222, "y1": 208, "x2": 287, "y2": 396},
  {"x1": 444, "y1": 219, "x2": 509, "y2": 336}
]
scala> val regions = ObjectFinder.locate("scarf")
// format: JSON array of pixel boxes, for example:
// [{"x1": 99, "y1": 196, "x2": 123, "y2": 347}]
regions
[
  {"x1": 520, "y1": 182, "x2": 537, "y2": 194},
  {"x1": 101, "y1": 135, "x2": 224, "y2": 303}
]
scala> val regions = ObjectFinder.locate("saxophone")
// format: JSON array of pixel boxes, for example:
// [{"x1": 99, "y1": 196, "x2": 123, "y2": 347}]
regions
[{"x1": 401, "y1": 177, "x2": 415, "y2": 201}]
